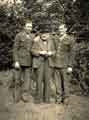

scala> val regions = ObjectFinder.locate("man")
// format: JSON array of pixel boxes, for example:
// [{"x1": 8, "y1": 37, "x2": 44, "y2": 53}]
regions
[
  {"x1": 54, "y1": 24, "x2": 74, "y2": 103},
  {"x1": 31, "y1": 33, "x2": 56, "y2": 103},
  {"x1": 13, "y1": 21, "x2": 34, "y2": 102}
]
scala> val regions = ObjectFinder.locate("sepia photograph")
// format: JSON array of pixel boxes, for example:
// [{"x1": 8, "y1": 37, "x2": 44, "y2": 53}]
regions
[{"x1": 0, "y1": 0, "x2": 89, "y2": 120}]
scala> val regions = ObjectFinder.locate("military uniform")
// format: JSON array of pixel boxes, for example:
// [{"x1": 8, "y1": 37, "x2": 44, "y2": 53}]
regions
[
  {"x1": 13, "y1": 30, "x2": 34, "y2": 102},
  {"x1": 53, "y1": 33, "x2": 74, "y2": 102},
  {"x1": 31, "y1": 35, "x2": 56, "y2": 103}
]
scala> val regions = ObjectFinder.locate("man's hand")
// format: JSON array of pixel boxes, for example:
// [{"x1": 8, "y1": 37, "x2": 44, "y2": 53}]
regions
[
  {"x1": 39, "y1": 51, "x2": 47, "y2": 55},
  {"x1": 48, "y1": 51, "x2": 55, "y2": 56},
  {"x1": 48, "y1": 51, "x2": 53, "y2": 56},
  {"x1": 67, "y1": 67, "x2": 72, "y2": 74},
  {"x1": 14, "y1": 61, "x2": 20, "y2": 69}
]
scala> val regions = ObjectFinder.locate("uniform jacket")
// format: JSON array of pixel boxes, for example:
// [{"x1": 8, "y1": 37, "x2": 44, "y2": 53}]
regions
[
  {"x1": 31, "y1": 36, "x2": 56, "y2": 68},
  {"x1": 53, "y1": 33, "x2": 75, "y2": 68},
  {"x1": 13, "y1": 30, "x2": 34, "y2": 67}
]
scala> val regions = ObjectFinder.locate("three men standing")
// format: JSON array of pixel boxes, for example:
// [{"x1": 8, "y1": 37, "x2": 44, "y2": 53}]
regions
[{"x1": 13, "y1": 21, "x2": 74, "y2": 103}]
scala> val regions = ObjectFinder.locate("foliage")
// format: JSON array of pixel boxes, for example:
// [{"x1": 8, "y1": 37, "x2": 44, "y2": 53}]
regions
[
  {"x1": 0, "y1": 0, "x2": 26, "y2": 68},
  {"x1": 0, "y1": 0, "x2": 89, "y2": 91}
]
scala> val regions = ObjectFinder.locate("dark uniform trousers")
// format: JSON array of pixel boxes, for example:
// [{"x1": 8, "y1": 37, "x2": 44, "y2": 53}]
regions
[
  {"x1": 16, "y1": 67, "x2": 31, "y2": 92},
  {"x1": 54, "y1": 68, "x2": 71, "y2": 97},
  {"x1": 12, "y1": 67, "x2": 31, "y2": 102}
]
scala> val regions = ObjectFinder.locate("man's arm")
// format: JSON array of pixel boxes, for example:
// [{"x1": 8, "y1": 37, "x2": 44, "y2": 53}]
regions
[
  {"x1": 31, "y1": 41, "x2": 40, "y2": 56},
  {"x1": 13, "y1": 34, "x2": 20, "y2": 69},
  {"x1": 67, "y1": 35, "x2": 75, "y2": 73}
]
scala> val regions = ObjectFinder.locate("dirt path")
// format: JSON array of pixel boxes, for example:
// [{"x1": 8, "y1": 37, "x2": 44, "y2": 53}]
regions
[
  {"x1": 8, "y1": 102, "x2": 64, "y2": 120},
  {"x1": 0, "y1": 70, "x2": 89, "y2": 120}
]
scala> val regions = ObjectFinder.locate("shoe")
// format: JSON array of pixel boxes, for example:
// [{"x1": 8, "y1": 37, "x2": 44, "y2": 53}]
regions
[
  {"x1": 21, "y1": 96, "x2": 29, "y2": 103},
  {"x1": 21, "y1": 93, "x2": 31, "y2": 103},
  {"x1": 50, "y1": 97, "x2": 55, "y2": 103},
  {"x1": 13, "y1": 90, "x2": 21, "y2": 103},
  {"x1": 55, "y1": 97, "x2": 62, "y2": 104},
  {"x1": 34, "y1": 99, "x2": 43, "y2": 104},
  {"x1": 44, "y1": 98, "x2": 50, "y2": 104},
  {"x1": 55, "y1": 94, "x2": 62, "y2": 104}
]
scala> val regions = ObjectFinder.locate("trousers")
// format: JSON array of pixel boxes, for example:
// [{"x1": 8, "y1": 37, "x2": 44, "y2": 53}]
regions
[
  {"x1": 54, "y1": 68, "x2": 71, "y2": 97},
  {"x1": 35, "y1": 59, "x2": 53, "y2": 102},
  {"x1": 12, "y1": 66, "x2": 31, "y2": 102}
]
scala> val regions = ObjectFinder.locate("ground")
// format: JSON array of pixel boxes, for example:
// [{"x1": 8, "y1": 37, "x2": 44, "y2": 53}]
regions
[{"x1": 0, "y1": 70, "x2": 89, "y2": 120}]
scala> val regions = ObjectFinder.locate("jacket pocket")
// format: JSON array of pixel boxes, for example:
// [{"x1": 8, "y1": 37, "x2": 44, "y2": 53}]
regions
[{"x1": 32, "y1": 57, "x2": 41, "y2": 68}]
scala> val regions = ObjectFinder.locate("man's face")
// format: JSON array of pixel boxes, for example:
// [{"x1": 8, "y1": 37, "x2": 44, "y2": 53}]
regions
[
  {"x1": 41, "y1": 33, "x2": 50, "y2": 41},
  {"x1": 37, "y1": 0, "x2": 43, "y2": 3},
  {"x1": 25, "y1": 23, "x2": 32, "y2": 31},
  {"x1": 59, "y1": 25, "x2": 67, "y2": 35},
  {"x1": 16, "y1": 0, "x2": 22, "y2": 5}
]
